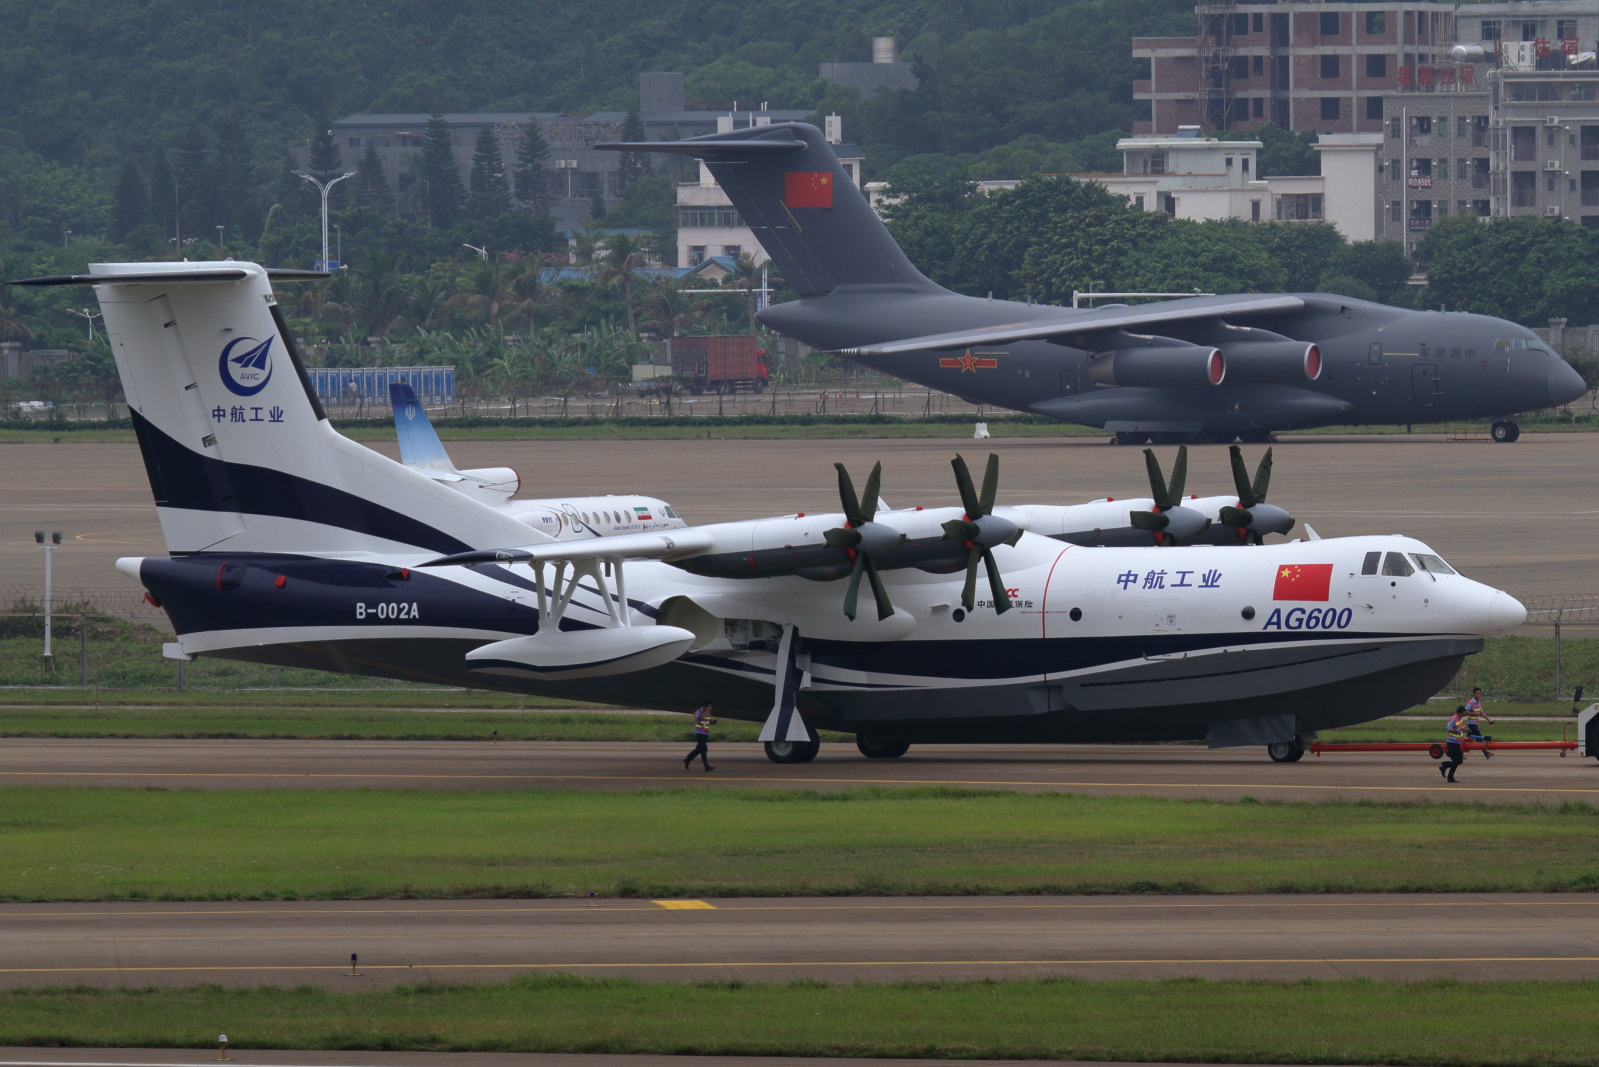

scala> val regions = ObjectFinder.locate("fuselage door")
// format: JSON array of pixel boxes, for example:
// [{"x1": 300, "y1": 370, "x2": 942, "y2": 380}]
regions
[{"x1": 1411, "y1": 363, "x2": 1441, "y2": 407}]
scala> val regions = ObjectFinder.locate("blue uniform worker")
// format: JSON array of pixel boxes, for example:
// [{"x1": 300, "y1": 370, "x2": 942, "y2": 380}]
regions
[
  {"x1": 1464, "y1": 688, "x2": 1494, "y2": 759},
  {"x1": 684, "y1": 700, "x2": 716, "y2": 772}
]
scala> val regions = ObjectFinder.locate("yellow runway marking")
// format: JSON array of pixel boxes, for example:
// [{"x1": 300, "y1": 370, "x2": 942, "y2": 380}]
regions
[
  {"x1": 652, "y1": 900, "x2": 715, "y2": 909},
  {"x1": 2, "y1": 770, "x2": 1596, "y2": 794},
  {"x1": 2, "y1": 956, "x2": 1598, "y2": 974}
]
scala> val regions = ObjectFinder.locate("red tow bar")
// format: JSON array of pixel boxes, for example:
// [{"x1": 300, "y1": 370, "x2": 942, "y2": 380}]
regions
[{"x1": 1309, "y1": 740, "x2": 1579, "y2": 758}]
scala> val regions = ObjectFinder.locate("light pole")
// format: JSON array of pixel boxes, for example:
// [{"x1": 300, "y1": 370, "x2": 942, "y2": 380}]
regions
[
  {"x1": 462, "y1": 243, "x2": 488, "y2": 260},
  {"x1": 294, "y1": 170, "x2": 355, "y2": 269},
  {"x1": 70, "y1": 308, "x2": 102, "y2": 341},
  {"x1": 35, "y1": 530, "x2": 61, "y2": 668},
  {"x1": 216, "y1": 224, "x2": 225, "y2": 253}
]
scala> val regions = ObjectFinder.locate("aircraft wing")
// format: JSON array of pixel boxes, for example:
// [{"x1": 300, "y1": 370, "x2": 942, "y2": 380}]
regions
[
  {"x1": 836, "y1": 295, "x2": 1306, "y2": 355},
  {"x1": 421, "y1": 529, "x2": 716, "y2": 568}
]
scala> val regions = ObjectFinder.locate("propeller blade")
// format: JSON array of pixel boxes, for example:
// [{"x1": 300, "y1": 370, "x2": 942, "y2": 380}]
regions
[
  {"x1": 960, "y1": 544, "x2": 983, "y2": 611},
  {"x1": 1252, "y1": 448, "x2": 1273, "y2": 503},
  {"x1": 941, "y1": 517, "x2": 980, "y2": 542},
  {"x1": 842, "y1": 553, "x2": 867, "y2": 621},
  {"x1": 1141, "y1": 448, "x2": 1169, "y2": 508},
  {"x1": 1129, "y1": 510, "x2": 1170, "y2": 532},
  {"x1": 835, "y1": 463, "x2": 864, "y2": 527},
  {"x1": 977, "y1": 453, "x2": 1000, "y2": 515},
  {"x1": 1167, "y1": 445, "x2": 1188, "y2": 501},
  {"x1": 982, "y1": 549, "x2": 1012, "y2": 615},
  {"x1": 1228, "y1": 445, "x2": 1256, "y2": 506},
  {"x1": 1218, "y1": 505, "x2": 1253, "y2": 528},
  {"x1": 864, "y1": 558, "x2": 895, "y2": 621},
  {"x1": 951, "y1": 454, "x2": 983, "y2": 518},
  {"x1": 859, "y1": 461, "x2": 883, "y2": 522}
]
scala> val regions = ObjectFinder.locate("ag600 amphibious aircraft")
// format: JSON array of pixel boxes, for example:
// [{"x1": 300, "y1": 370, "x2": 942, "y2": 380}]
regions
[
  {"x1": 15, "y1": 263, "x2": 1527, "y2": 763},
  {"x1": 599, "y1": 123, "x2": 1587, "y2": 444}
]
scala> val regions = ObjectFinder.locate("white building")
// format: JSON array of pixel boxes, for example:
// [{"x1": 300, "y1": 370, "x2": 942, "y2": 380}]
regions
[{"x1": 676, "y1": 116, "x2": 864, "y2": 268}]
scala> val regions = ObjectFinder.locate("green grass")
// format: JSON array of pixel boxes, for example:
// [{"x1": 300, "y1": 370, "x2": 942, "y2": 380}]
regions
[
  {"x1": 4, "y1": 787, "x2": 1599, "y2": 901},
  {"x1": 1321, "y1": 718, "x2": 1577, "y2": 744},
  {"x1": 3, "y1": 974, "x2": 1599, "y2": 1064},
  {"x1": 0, "y1": 687, "x2": 542, "y2": 708}
]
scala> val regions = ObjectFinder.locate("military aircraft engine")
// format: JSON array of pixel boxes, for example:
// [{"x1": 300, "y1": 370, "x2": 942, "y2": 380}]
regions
[
  {"x1": 1216, "y1": 342, "x2": 1322, "y2": 384},
  {"x1": 1087, "y1": 346, "x2": 1225, "y2": 389}
]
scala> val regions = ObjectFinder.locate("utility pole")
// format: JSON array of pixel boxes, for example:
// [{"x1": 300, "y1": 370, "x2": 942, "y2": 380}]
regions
[
  {"x1": 294, "y1": 170, "x2": 355, "y2": 269},
  {"x1": 35, "y1": 530, "x2": 61, "y2": 669}
]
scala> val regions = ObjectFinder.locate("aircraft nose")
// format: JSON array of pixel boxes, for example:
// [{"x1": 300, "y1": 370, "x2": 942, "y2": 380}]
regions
[
  {"x1": 1488, "y1": 591, "x2": 1527, "y2": 633},
  {"x1": 1547, "y1": 360, "x2": 1587, "y2": 406}
]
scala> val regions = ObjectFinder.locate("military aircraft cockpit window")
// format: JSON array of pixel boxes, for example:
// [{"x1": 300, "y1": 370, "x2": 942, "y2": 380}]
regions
[
  {"x1": 1381, "y1": 552, "x2": 1415, "y2": 577},
  {"x1": 1527, "y1": 339, "x2": 1555, "y2": 354},
  {"x1": 1361, "y1": 551, "x2": 1381, "y2": 575},
  {"x1": 1496, "y1": 337, "x2": 1549, "y2": 352},
  {"x1": 1411, "y1": 553, "x2": 1456, "y2": 575},
  {"x1": 1495, "y1": 338, "x2": 1511, "y2": 351}
]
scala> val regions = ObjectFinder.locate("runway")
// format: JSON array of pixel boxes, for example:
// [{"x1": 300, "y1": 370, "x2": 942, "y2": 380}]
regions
[
  {"x1": 1, "y1": 892, "x2": 1595, "y2": 987},
  {"x1": 4, "y1": 433, "x2": 1597, "y2": 601},
  {"x1": 1, "y1": 738, "x2": 1594, "y2": 802},
  {"x1": 0, "y1": 1057, "x2": 1337, "y2": 1067}
]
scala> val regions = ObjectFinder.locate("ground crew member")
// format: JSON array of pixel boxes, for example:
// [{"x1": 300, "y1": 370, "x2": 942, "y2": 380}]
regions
[
  {"x1": 684, "y1": 699, "x2": 715, "y2": 772},
  {"x1": 1464, "y1": 687, "x2": 1494, "y2": 759},
  {"x1": 1440, "y1": 707, "x2": 1468, "y2": 782}
]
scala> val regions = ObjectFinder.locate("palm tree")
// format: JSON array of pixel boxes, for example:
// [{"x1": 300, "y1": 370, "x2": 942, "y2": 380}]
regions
[
  {"x1": 352, "y1": 251, "x2": 408, "y2": 338},
  {"x1": 447, "y1": 259, "x2": 520, "y2": 329},
  {"x1": 641, "y1": 277, "x2": 711, "y2": 342},
  {"x1": 0, "y1": 262, "x2": 35, "y2": 341},
  {"x1": 720, "y1": 253, "x2": 774, "y2": 335},
  {"x1": 595, "y1": 232, "x2": 648, "y2": 338}
]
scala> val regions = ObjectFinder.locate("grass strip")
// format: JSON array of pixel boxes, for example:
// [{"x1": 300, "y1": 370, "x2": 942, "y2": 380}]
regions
[
  {"x1": 1321, "y1": 719, "x2": 1575, "y2": 743},
  {"x1": 2, "y1": 974, "x2": 1598, "y2": 1064},
  {"x1": 4, "y1": 787, "x2": 1599, "y2": 901}
]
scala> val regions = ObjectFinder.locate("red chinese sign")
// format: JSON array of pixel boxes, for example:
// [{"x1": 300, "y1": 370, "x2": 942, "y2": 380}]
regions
[
  {"x1": 1397, "y1": 65, "x2": 1413, "y2": 87},
  {"x1": 1535, "y1": 36, "x2": 1551, "y2": 57},
  {"x1": 1440, "y1": 65, "x2": 1456, "y2": 85},
  {"x1": 1563, "y1": 37, "x2": 1579, "y2": 56},
  {"x1": 1460, "y1": 64, "x2": 1475, "y2": 85},
  {"x1": 1417, "y1": 65, "x2": 1434, "y2": 86}
]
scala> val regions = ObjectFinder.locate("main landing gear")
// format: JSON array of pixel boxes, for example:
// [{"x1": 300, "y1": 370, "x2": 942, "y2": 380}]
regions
[
  {"x1": 856, "y1": 735, "x2": 911, "y2": 759},
  {"x1": 1491, "y1": 420, "x2": 1520, "y2": 443},
  {"x1": 1267, "y1": 737, "x2": 1306, "y2": 762},
  {"x1": 764, "y1": 739, "x2": 820, "y2": 763}
]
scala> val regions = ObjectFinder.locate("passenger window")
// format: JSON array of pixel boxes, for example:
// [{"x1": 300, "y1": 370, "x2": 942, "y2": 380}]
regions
[
  {"x1": 1361, "y1": 551, "x2": 1381, "y2": 575},
  {"x1": 582, "y1": 512, "x2": 590, "y2": 524},
  {"x1": 1411, "y1": 553, "x2": 1456, "y2": 575},
  {"x1": 1381, "y1": 552, "x2": 1415, "y2": 577}
]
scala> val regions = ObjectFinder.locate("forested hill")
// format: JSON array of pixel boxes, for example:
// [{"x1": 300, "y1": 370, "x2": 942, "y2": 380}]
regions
[{"x1": 0, "y1": 0, "x2": 1191, "y2": 244}]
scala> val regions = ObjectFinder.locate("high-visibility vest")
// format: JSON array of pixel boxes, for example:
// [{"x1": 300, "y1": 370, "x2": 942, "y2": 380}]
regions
[
  {"x1": 694, "y1": 709, "x2": 712, "y2": 735},
  {"x1": 1446, "y1": 717, "x2": 1468, "y2": 742}
]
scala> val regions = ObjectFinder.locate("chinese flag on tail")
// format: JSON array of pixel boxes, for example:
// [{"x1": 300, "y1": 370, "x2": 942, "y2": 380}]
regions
[
  {"x1": 785, "y1": 171, "x2": 834, "y2": 208},
  {"x1": 1272, "y1": 563, "x2": 1334, "y2": 601}
]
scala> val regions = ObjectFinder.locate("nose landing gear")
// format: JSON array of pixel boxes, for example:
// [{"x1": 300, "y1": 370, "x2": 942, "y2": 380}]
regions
[{"x1": 1490, "y1": 420, "x2": 1520, "y2": 443}]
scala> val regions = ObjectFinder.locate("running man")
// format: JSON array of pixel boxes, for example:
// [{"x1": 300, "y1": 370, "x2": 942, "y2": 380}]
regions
[
  {"x1": 1440, "y1": 707, "x2": 1468, "y2": 783},
  {"x1": 684, "y1": 699, "x2": 715, "y2": 772},
  {"x1": 1464, "y1": 687, "x2": 1494, "y2": 759}
]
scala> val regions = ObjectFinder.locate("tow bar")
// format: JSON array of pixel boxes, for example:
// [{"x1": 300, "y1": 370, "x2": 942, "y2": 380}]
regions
[{"x1": 1310, "y1": 725, "x2": 1579, "y2": 759}]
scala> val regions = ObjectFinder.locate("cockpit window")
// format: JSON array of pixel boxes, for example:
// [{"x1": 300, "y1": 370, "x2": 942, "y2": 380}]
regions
[
  {"x1": 1411, "y1": 553, "x2": 1456, "y2": 575},
  {"x1": 1361, "y1": 551, "x2": 1381, "y2": 575},
  {"x1": 663, "y1": 506, "x2": 678, "y2": 518},
  {"x1": 1381, "y1": 552, "x2": 1415, "y2": 577},
  {"x1": 1495, "y1": 337, "x2": 1552, "y2": 353},
  {"x1": 1494, "y1": 338, "x2": 1511, "y2": 351},
  {"x1": 1528, "y1": 340, "x2": 1555, "y2": 355}
]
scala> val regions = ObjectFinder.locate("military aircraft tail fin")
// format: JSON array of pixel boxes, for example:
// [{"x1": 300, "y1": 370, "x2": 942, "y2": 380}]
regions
[
  {"x1": 598, "y1": 122, "x2": 945, "y2": 298},
  {"x1": 11, "y1": 261, "x2": 543, "y2": 557}
]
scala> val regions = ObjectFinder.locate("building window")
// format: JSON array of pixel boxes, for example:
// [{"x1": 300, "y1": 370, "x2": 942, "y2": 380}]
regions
[
  {"x1": 1410, "y1": 199, "x2": 1433, "y2": 226},
  {"x1": 1367, "y1": 97, "x2": 1384, "y2": 120},
  {"x1": 1242, "y1": 155, "x2": 1250, "y2": 173},
  {"x1": 1321, "y1": 97, "x2": 1341, "y2": 120},
  {"x1": 1436, "y1": 158, "x2": 1449, "y2": 180},
  {"x1": 1253, "y1": 12, "x2": 1263, "y2": 33},
  {"x1": 1389, "y1": 159, "x2": 1402, "y2": 180},
  {"x1": 1253, "y1": 96, "x2": 1264, "y2": 117},
  {"x1": 1321, "y1": 54, "x2": 1340, "y2": 79},
  {"x1": 1390, "y1": 200, "x2": 1403, "y2": 222},
  {"x1": 1548, "y1": 127, "x2": 1559, "y2": 148},
  {"x1": 1411, "y1": 157, "x2": 1432, "y2": 177},
  {"x1": 1320, "y1": 11, "x2": 1340, "y2": 35},
  {"x1": 1278, "y1": 194, "x2": 1323, "y2": 220},
  {"x1": 1233, "y1": 56, "x2": 1249, "y2": 79},
  {"x1": 1253, "y1": 54, "x2": 1263, "y2": 75},
  {"x1": 1583, "y1": 172, "x2": 1599, "y2": 206},
  {"x1": 679, "y1": 207, "x2": 746, "y2": 227},
  {"x1": 1134, "y1": 195, "x2": 1145, "y2": 210},
  {"x1": 1511, "y1": 126, "x2": 1537, "y2": 162},
  {"x1": 1558, "y1": 19, "x2": 1578, "y2": 41},
  {"x1": 1436, "y1": 200, "x2": 1450, "y2": 217},
  {"x1": 1458, "y1": 200, "x2": 1470, "y2": 214},
  {"x1": 1573, "y1": 83, "x2": 1597, "y2": 103},
  {"x1": 1251, "y1": 200, "x2": 1261, "y2": 221},
  {"x1": 1475, "y1": 200, "x2": 1492, "y2": 216},
  {"x1": 1455, "y1": 116, "x2": 1468, "y2": 139},
  {"x1": 687, "y1": 245, "x2": 707, "y2": 265},
  {"x1": 1547, "y1": 173, "x2": 1560, "y2": 193},
  {"x1": 1481, "y1": 20, "x2": 1500, "y2": 41},
  {"x1": 1161, "y1": 193, "x2": 1177, "y2": 216},
  {"x1": 1510, "y1": 82, "x2": 1564, "y2": 102},
  {"x1": 722, "y1": 245, "x2": 741, "y2": 258},
  {"x1": 1388, "y1": 117, "x2": 1403, "y2": 139},
  {"x1": 1366, "y1": 11, "x2": 1386, "y2": 35},
  {"x1": 1232, "y1": 12, "x2": 1248, "y2": 35},
  {"x1": 1225, "y1": 155, "x2": 1234, "y2": 168},
  {"x1": 1412, "y1": 115, "x2": 1432, "y2": 135},
  {"x1": 1511, "y1": 171, "x2": 1537, "y2": 207},
  {"x1": 1366, "y1": 54, "x2": 1387, "y2": 78},
  {"x1": 1583, "y1": 216, "x2": 1599, "y2": 229}
]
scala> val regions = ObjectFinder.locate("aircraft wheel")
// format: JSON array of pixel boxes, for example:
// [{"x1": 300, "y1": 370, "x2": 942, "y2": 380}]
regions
[
  {"x1": 1491, "y1": 420, "x2": 1520, "y2": 443},
  {"x1": 855, "y1": 735, "x2": 911, "y2": 759},
  {"x1": 1115, "y1": 431, "x2": 1150, "y2": 445},
  {"x1": 1267, "y1": 738, "x2": 1305, "y2": 762},
  {"x1": 765, "y1": 739, "x2": 821, "y2": 764}
]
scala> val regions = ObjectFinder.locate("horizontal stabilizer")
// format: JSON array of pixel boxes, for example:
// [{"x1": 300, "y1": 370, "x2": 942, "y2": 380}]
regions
[
  {"x1": 9, "y1": 268, "x2": 329, "y2": 287},
  {"x1": 422, "y1": 528, "x2": 715, "y2": 568},
  {"x1": 837, "y1": 296, "x2": 1307, "y2": 355},
  {"x1": 596, "y1": 136, "x2": 805, "y2": 158}
]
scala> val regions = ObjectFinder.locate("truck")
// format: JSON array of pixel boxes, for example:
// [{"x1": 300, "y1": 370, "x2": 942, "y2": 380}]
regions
[{"x1": 669, "y1": 335, "x2": 770, "y2": 394}]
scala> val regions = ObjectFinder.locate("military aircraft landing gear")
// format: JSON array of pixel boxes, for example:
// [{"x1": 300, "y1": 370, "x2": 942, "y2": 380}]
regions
[
  {"x1": 1114, "y1": 431, "x2": 1150, "y2": 445},
  {"x1": 855, "y1": 736, "x2": 911, "y2": 759},
  {"x1": 1491, "y1": 420, "x2": 1520, "y2": 443},
  {"x1": 1267, "y1": 737, "x2": 1306, "y2": 762},
  {"x1": 765, "y1": 739, "x2": 820, "y2": 764}
]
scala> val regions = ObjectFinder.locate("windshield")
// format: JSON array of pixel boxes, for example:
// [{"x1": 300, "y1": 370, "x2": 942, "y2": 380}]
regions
[
  {"x1": 1411, "y1": 553, "x2": 1456, "y2": 575},
  {"x1": 1381, "y1": 552, "x2": 1415, "y2": 577}
]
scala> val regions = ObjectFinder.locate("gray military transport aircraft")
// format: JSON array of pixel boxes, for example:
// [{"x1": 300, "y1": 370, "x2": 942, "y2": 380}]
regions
[
  {"x1": 600, "y1": 123, "x2": 1587, "y2": 444},
  {"x1": 11, "y1": 261, "x2": 1534, "y2": 764}
]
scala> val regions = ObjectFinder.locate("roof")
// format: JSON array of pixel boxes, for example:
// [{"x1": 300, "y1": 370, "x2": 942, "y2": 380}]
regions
[{"x1": 334, "y1": 110, "x2": 812, "y2": 128}]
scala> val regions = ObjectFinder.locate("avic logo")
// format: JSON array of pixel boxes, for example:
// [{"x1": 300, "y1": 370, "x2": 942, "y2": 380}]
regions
[{"x1": 218, "y1": 336, "x2": 274, "y2": 397}]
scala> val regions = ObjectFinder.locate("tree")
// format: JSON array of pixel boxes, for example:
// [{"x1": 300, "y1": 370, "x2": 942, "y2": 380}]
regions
[
  {"x1": 513, "y1": 118, "x2": 551, "y2": 215},
  {"x1": 596, "y1": 232, "x2": 648, "y2": 337},
  {"x1": 148, "y1": 148, "x2": 178, "y2": 244},
  {"x1": 1417, "y1": 214, "x2": 1599, "y2": 325},
  {"x1": 617, "y1": 109, "x2": 651, "y2": 188},
  {"x1": 109, "y1": 160, "x2": 148, "y2": 243},
  {"x1": 589, "y1": 195, "x2": 607, "y2": 221},
  {"x1": 352, "y1": 141, "x2": 395, "y2": 215},
  {"x1": 170, "y1": 124, "x2": 214, "y2": 237},
  {"x1": 1325, "y1": 240, "x2": 1412, "y2": 305},
  {"x1": 212, "y1": 114, "x2": 259, "y2": 243},
  {"x1": 1248, "y1": 221, "x2": 1342, "y2": 292},
  {"x1": 307, "y1": 108, "x2": 346, "y2": 209},
  {"x1": 1219, "y1": 123, "x2": 1319, "y2": 176},
  {"x1": 466, "y1": 126, "x2": 511, "y2": 220},
  {"x1": 419, "y1": 113, "x2": 465, "y2": 228},
  {"x1": 1122, "y1": 219, "x2": 1288, "y2": 294}
]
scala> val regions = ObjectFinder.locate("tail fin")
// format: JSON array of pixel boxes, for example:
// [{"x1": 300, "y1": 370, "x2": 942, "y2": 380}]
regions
[
  {"x1": 14, "y1": 262, "x2": 543, "y2": 557},
  {"x1": 598, "y1": 122, "x2": 944, "y2": 297},
  {"x1": 389, "y1": 381, "x2": 454, "y2": 469}
]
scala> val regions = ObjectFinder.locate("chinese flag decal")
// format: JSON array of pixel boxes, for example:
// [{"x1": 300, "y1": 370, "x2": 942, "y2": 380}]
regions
[
  {"x1": 1272, "y1": 563, "x2": 1333, "y2": 601},
  {"x1": 785, "y1": 171, "x2": 833, "y2": 208}
]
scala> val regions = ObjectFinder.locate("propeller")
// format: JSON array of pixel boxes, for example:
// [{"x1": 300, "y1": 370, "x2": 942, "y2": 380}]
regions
[
  {"x1": 1217, "y1": 445, "x2": 1295, "y2": 544},
  {"x1": 1128, "y1": 446, "x2": 1212, "y2": 545},
  {"x1": 824, "y1": 461, "x2": 905, "y2": 621},
  {"x1": 941, "y1": 453, "x2": 1022, "y2": 614}
]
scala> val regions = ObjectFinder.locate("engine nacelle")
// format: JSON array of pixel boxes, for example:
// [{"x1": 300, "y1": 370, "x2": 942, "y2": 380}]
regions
[
  {"x1": 1087, "y1": 346, "x2": 1225, "y2": 389},
  {"x1": 1219, "y1": 342, "x2": 1322, "y2": 384}
]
